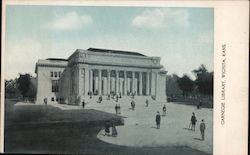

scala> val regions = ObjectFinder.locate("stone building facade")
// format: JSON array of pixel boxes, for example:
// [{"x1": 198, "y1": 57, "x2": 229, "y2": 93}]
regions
[{"x1": 35, "y1": 48, "x2": 167, "y2": 105}]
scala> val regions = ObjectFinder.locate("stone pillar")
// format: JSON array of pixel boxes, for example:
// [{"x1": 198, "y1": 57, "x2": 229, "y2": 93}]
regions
[
  {"x1": 89, "y1": 69, "x2": 93, "y2": 93},
  {"x1": 119, "y1": 78, "x2": 123, "y2": 94},
  {"x1": 103, "y1": 77, "x2": 107, "y2": 95},
  {"x1": 111, "y1": 77, "x2": 115, "y2": 92},
  {"x1": 115, "y1": 70, "x2": 119, "y2": 94},
  {"x1": 134, "y1": 78, "x2": 138, "y2": 95},
  {"x1": 139, "y1": 72, "x2": 142, "y2": 95},
  {"x1": 107, "y1": 70, "x2": 111, "y2": 95},
  {"x1": 132, "y1": 71, "x2": 135, "y2": 93},
  {"x1": 94, "y1": 76, "x2": 98, "y2": 93},
  {"x1": 151, "y1": 71, "x2": 156, "y2": 96},
  {"x1": 84, "y1": 68, "x2": 89, "y2": 96},
  {"x1": 124, "y1": 71, "x2": 127, "y2": 95},
  {"x1": 146, "y1": 72, "x2": 150, "y2": 95},
  {"x1": 98, "y1": 69, "x2": 102, "y2": 95},
  {"x1": 127, "y1": 78, "x2": 131, "y2": 93}
]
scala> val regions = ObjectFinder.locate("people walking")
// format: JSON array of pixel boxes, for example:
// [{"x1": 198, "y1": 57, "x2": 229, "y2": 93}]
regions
[
  {"x1": 115, "y1": 104, "x2": 118, "y2": 115},
  {"x1": 162, "y1": 105, "x2": 166, "y2": 116},
  {"x1": 155, "y1": 111, "x2": 161, "y2": 129},
  {"x1": 200, "y1": 119, "x2": 206, "y2": 140},
  {"x1": 190, "y1": 112, "x2": 197, "y2": 131}
]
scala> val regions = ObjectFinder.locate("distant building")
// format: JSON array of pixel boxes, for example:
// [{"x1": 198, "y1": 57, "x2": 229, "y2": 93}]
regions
[{"x1": 35, "y1": 48, "x2": 167, "y2": 105}]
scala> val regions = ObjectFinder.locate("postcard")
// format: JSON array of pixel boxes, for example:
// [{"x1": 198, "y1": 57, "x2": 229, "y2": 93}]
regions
[{"x1": 1, "y1": 1, "x2": 249, "y2": 155}]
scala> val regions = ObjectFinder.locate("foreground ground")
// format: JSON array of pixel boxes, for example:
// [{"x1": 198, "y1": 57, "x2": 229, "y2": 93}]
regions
[
  {"x1": 85, "y1": 96, "x2": 213, "y2": 154},
  {"x1": 4, "y1": 98, "x2": 212, "y2": 155}
]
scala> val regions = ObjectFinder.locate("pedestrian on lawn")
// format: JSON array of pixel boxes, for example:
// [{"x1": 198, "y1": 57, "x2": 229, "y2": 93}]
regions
[
  {"x1": 190, "y1": 112, "x2": 197, "y2": 131},
  {"x1": 200, "y1": 119, "x2": 206, "y2": 140}
]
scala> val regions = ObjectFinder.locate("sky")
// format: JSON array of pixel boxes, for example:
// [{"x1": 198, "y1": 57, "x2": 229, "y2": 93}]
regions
[{"x1": 5, "y1": 5, "x2": 214, "y2": 80}]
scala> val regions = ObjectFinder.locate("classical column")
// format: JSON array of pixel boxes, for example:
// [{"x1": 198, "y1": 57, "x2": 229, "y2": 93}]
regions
[
  {"x1": 151, "y1": 71, "x2": 155, "y2": 96},
  {"x1": 84, "y1": 68, "x2": 89, "y2": 96},
  {"x1": 146, "y1": 72, "x2": 150, "y2": 95},
  {"x1": 132, "y1": 71, "x2": 135, "y2": 93},
  {"x1": 124, "y1": 71, "x2": 127, "y2": 95},
  {"x1": 115, "y1": 70, "x2": 119, "y2": 94},
  {"x1": 107, "y1": 70, "x2": 111, "y2": 95},
  {"x1": 98, "y1": 69, "x2": 102, "y2": 95},
  {"x1": 139, "y1": 72, "x2": 142, "y2": 95},
  {"x1": 89, "y1": 69, "x2": 93, "y2": 93},
  {"x1": 119, "y1": 78, "x2": 123, "y2": 94}
]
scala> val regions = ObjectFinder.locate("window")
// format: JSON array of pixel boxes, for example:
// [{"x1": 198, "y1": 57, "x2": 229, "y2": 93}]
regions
[
  {"x1": 51, "y1": 97, "x2": 54, "y2": 101},
  {"x1": 51, "y1": 72, "x2": 53, "y2": 77},
  {"x1": 52, "y1": 80, "x2": 59, "y2": 92},
  {"x1": 55, "y1": 72, "x2": 57, "y2": 78},
  {"x1": 56, "y1": 98, "x2": 58, "y2": 102}
]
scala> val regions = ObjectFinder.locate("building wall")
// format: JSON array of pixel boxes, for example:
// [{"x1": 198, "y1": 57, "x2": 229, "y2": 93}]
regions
[
  {"x1": 36, "y1": 49, "x2": 167, "y2": 105},
  {"x1": 36, "y1": 65, "x2": 66, "y2": 104}
]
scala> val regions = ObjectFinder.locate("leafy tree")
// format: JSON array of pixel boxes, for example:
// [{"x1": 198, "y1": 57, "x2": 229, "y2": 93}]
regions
[
  {"x1": 5, "y1": 78, "x2": 21, "y2": 98},
  {"x1": 193, "y1": 65, "x2": 213, "y2": 97},
  {"x1": 25, "y1": 77, "x2": 37, "y2": 100},
  {"x1": 17, "y1": 74, "x2": 31, "y2": 98},
  {"x1": 166, "y1": 74, "x2": 182, "y2": 97},
  {"x1": 177, "y1": 74, "x2": 195, "y2": 97}
]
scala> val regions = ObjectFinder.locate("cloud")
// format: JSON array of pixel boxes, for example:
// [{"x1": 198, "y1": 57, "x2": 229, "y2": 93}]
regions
[
  {"x1": 132, "y1": 8, "x2": 190, "y2": 29},
  {"x1": 5, "y1": 39, "x2": 49, "y2": 79},
  {"x1": 45, "y1": 11, "x2": 93, "y2": 30}
]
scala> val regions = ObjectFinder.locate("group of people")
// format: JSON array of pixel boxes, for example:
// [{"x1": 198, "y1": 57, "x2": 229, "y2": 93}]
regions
[
  {"x1": 104, "y1": 119, "x2": 118, "y2": 137},
  {"x1": 189, "y1": 112, "x2": 206, "y2": 140}
]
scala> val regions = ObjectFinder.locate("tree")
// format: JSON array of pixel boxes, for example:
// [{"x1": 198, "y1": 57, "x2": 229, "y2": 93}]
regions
[
  {"x1": 177, "y1": 74, "x2": 195, "y2": 97},
  {"x1": 25, "y1": 77, "x2": 37, "y2": 100},
  {"x1": 17, "y1": 74, "x2": 31, "y2": 98},
  {"x1": 166, "y1": 74, "x2": 182, "y2": 97},
  {"x1": 5, "y1": 78, "x2": 21, "y2": 98},
  {"x1": 193, "y1": 65, "x2": 213, "y2": 97}
]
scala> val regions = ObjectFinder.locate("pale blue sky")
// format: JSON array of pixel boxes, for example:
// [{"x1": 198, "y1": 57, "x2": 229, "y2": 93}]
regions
[{"x1": 5, "y1": 5, "x2": 214, "y2": 80}]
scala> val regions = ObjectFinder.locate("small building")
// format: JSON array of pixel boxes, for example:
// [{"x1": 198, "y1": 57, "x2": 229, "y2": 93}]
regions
[{"x1": 35, "y1": 48, "x2": 167, "y2": 105}]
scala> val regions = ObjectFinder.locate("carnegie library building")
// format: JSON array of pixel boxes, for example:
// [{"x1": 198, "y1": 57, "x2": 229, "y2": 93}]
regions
[{"x1": 35, "y1": 48, "x2": 167, "y2": 105}]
